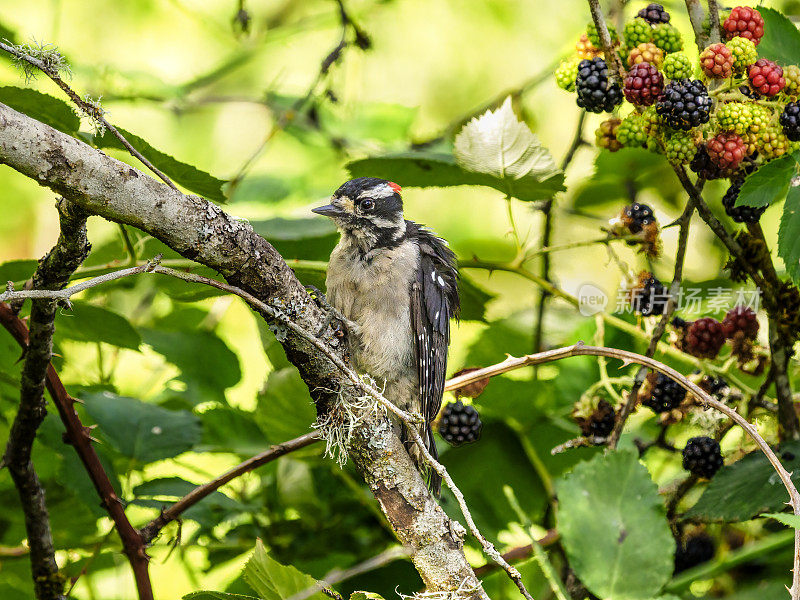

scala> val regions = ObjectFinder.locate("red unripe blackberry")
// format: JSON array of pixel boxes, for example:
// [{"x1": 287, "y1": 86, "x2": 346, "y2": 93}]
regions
[
  {"x1": 622, "y1": 202, "x2": 656, "y2": 233},
  {"x1": 706, "y1": 133, "x2": 746, "y2": 170},
  {"x1": 623, "y1": 62, "x2": 664, "y2": 106},
  {"x1": 656, "y1": 79, "x2": 712, "y2": 130},
  {"x1": 723, "y1": 6, "x2": 765, "y2": 46},
  {"x1": 576, "y1": 57, "x2": 624, "y2": 113},
  {"x1": 748, "y1": 59, "x2": 785, "y2": 97},
  {"x1": 438, "y1": 400, "x2": 482, "y2": 446},
  {"x1": 675, "y1": 532, "x2": 716, "y2": 573},
  {"x1": 684, "y1": 317, "x2": 726, "y2": 358},
  {"x1": 642, "y1": 372, "x2": 686, "y2": 413},
  {"x1": 780, "y1": 102, "x2": 800, "y2": 142},
  {"x1": 722, "y1": 305, "x2": 759, "y2": 339},
  {"x1": 722, "y1": 180, "x2": 766, "y2": 223},
  {"x1": 638, "y1": 3, "x2": 670, "y2": 24},
  {"x1": 682, "y1": 436, "x2": 723, "y2": 478},
  {"x1": 699, "y1": 43, "x2": 734, "y2": 79}
]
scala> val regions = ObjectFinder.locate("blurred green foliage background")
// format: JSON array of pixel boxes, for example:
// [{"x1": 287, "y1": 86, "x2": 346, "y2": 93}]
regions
[{"x1": 0, "y1": 1, "x2": 797, "y2": 599}]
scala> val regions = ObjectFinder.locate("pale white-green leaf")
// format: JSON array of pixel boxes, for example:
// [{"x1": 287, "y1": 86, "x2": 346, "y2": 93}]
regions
[{"x1": 454, "y1": 96, "x2": 560, "y2": 186}]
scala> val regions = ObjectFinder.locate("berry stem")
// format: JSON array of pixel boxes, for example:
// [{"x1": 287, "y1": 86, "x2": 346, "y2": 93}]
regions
[{"x1": 586, "y1": 0, "x2": 625, "y2": 82}]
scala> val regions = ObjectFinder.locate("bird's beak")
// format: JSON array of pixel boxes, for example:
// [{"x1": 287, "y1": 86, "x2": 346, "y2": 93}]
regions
[{"x1": 312, "y1": 204, "x2": 344, "y2": 218}]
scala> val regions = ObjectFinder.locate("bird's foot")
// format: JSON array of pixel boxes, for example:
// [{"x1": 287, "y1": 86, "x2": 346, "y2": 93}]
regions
[{"x1": 306, "y1": 285, "x2": 357, "y2": 338}]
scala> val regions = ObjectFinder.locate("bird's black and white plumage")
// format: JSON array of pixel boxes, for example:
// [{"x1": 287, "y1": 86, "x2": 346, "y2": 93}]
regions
[{"x1": 312, "y1": 177, "x2": 459, "y2": 495}]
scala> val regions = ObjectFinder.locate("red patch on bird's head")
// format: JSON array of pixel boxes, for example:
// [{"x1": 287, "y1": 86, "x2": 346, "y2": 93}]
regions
[{"x1": 388, "y1": 181, "x2": 402, "y2": 195}]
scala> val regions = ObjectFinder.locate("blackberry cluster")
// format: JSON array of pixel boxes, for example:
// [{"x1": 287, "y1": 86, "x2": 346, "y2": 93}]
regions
[
  {"x1": 748, "y1": 59, "x2": 785, "y2": 96},
  {"x1": 555, "y1": 58, "x2": 580, "y2": 92},
  {"x1": 684, "y1": 317, "x2": 726, "y2": 358},
  {"x1": 690, "y1": 145, "x2": 728, "y2": 180},
  {"x1": 674, "y1": 532, "x2": 716, "y2": 573},
  {"x1": 622, "y1": 202, "x2": 656, "y2": 233},
  {"x1": 628, "y1": 42, "x2": 664, "y2": 68},
  {"x1": 707, "y1": 133, "x2": 746, "y2": 170},
  {"x1": 664, "y1": 130, "x2": 698, "y2": 164},
  {"x1": 727, "y1": 37, "x2": 758, "y2": 73},
  {"x1": 721, "y1": 180, "x2": 766, "y2": 223},
  {"x1": 656, "y1": 79, "x2": 712, "y2": 131},
  {"x1": 623, "y1": 17, "x2": 652, "y2": 48},
  {"x1": 642, "y1": 372, "x2": 686, "y2": 413},
  {"x1": 586, "y1": 22, "x2": 618, "y2": 47},
  {"x1": 576, "y1": 58, "x2": 623, "y2": 113},
  {"x1": 785, "y1": 65, "x2": 800, "y2": 96},
  {"x1": 723, "y1": 6, "x2": 765, "y2": 45},
  {"x1": 623, "y1": 62, "x2": 664, "y2": 106},
  {"x1": 616, "y1": 114, "x2": 648, "y2": 147},
  {"x1": 631, "y1": 272, "x2": 668, "y2": 316},
  {"x1": 780, "y1": 102, "x2": 800, "y2": 141},
  {"x1": 682, "y1": 436, "x2": 724, "y2": 478},
  {"x1": 662, "y1": 52, "x2": 692, "y2": 80},
  {"x1": 638, "y1": 3, "x2": 670, "y2": 24},
  {"x1": 715, "y1": 102, "x2": 752, "y2": 135},
  {"x1": 699, "y1": 375, "x2": 730, "y2": 400},
  {"x1": 596, "y1": 118, "x2": 623, "y2": 151},
  {"x1": 574, "y1": 398, "x2": 616, "y2": 438},
  {"x1": 652, "y1": 24, "x2": 683, "y2": 54},
  {"x1": 722, "y1": 305, "x2": 759, "y2": 339},
  {"x1": 438, "y1": 400, "x2": 482, "y2": 446}
]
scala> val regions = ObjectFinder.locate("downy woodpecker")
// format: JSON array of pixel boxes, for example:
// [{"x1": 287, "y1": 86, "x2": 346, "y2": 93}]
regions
[{"x1": 312, "y1": 177, "x2": 460, "y2": 495}]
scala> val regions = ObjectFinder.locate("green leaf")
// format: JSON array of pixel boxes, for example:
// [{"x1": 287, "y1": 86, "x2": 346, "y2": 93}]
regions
[
  {"x1": 779, "y1": 186, "x2": 800, "y2": 285},
  {"x1": 184, "y1": 593, "x2": 261, "y2": 600},
  {"x1": 686, "y1": 440, "x2": 800, "y2": 521},
  {"x1": 256, "y1": 368, "x2": 315, "y2": 444},
  {"x1": 56, "y1": 302, "x2": 141, "y2": 350},
  {"x1": 251, "y1": 218, "x2": 338, "y2": 261},
  {"x1": 736, "y1": 152, "x2": 798, "y2": 207},
  {"x1": 454, "y1": 97, "x2": 560, "y2": 182},
  {"x1": 92, "y1": 126, "x2": 227, "y2": 202},
  {"x1": 83, "y1": 391, "x2": 201, "y2": 464},
  {"x1": 0, "y1": 86, "x2": 79, "y2": 135},
  {"x1": 556, "y1": 450, "x2": 674, "y2": 600},
  {"x1": 243, "y1": 539, "x2": 326, "y2": 600},
  {"x1": 0, "y1": 259, "x2": 38, "y2": 285},
  {"x1": 764, "y1": 512, "x2": 800, "y2": 528},
  {"x1": 350, "y1": 593, "x2": 386, "y2": 600},
  {"x1": 196, "y1": 407, "x2": 269, "y2": 455},
  {"x1": 132, "y1": 476, "x2": 241, "y2": 526},
  {"x1": 459, "y1": 275, "x2": 493, "y2": 322},
  {"x1": 757, "y1": 8, "x2": 800, "y2": 66},
  {"x1": 347, "y1": 152, "x2": 564, "y2": 202}
]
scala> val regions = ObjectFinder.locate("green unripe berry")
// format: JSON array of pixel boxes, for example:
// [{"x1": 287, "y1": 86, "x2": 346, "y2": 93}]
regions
[
  {"x1": 616, "y1": 113, "x2": 648, "y2": 147},
  {"x1": 662, "y1": 53, "x2": 693, "y2": 80},
  {"x1": 725, "y1": 37, "x2": 758, "y2": 73},
  {"x1": 587, "y1": 22, "x2": 619, "y2": 47},
  {"x1": 623, "y1": 18, "x2": 652, "y2": 48},
  {"x1": 663, "y1": 129, "x2": 698, "y2": 164},
  {"x1": 555, "y1": 58, "x2": 580, "y2": 92},
  {"x1": 784, "y1": 65, "x2": 800, "y2": 97},
  {"x1": 652, "y1": 24, "x2": 683, "y2": 54},
  {"x1": 716, "y1": 102, "x2": 753, "y2": 135}
]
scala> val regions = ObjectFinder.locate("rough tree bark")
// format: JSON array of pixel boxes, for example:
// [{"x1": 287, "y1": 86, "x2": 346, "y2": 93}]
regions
[{"x1": 0, "y1": 103, "x2": 488, "y2": 597}]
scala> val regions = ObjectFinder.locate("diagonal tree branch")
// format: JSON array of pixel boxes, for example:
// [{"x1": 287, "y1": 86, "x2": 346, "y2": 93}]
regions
[{"x1": 2, "y1": 198, "x2": 90, "y2": 600}]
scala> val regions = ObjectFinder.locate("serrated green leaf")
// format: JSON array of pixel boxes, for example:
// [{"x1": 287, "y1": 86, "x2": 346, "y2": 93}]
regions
[
  {"x1": 256, "y1": 368, "x2": 315, "y2": 444},
  {"x1": 92, "y1": 126, "x2": 227, "y2": 202},
  {"x1": 350, "y1": 593, "x2": 386, "y2": 600},
  {"x1": 0, "y1": 86, "x2": 79, "y2": 135},
  {"x1": 764, "y1": 512, "x2": 800, "y2": 528},
  {"x1": 243, "y1": 539, "x2": 326, "y2": 600},
  {"x1": 757, "y1": 8, "x2": 800, "y2": 66},
  {"x1": 83, "y1": 391, "x2": 201, "y2": 464},
  {"x1": 183, "y1": 593, "x2": 261, "y2": 600},
  {"x1": 454, "y1": 97, "x2": 559, "y2": 182},
  {"x1": 556, "y1": 450, "x2": 675, "y2": 600},
  {"x1": 347, "y1": 152, "x2": 564, "y2": 202},
  {"x1": 779, "y1": 186, "x2": 800, "y2": 284},
  {"x1": 687, "y1": 440, "x2": 800, "y2": 521},
  {"x1": 736, "y1": 152, "x2": 798, "y2": 208},
  {"x1": 56, "y1": 301, "x2": 141, "y2": 350}
]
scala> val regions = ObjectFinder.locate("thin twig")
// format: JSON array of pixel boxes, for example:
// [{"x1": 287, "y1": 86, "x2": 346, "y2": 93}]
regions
[
  {"x1": 707, "y1": 0, "x2": 722, "y2": 44},
  {"x1": 0, "y1": 41, "x2": 178, "y2": 191},
  {"x1": 138, "y1": 432, "x2": 320, "y2": 544},
  {"x1": 586, "y1": 0, "x2": 625, "y2": 81},
  {"x1": 286, "y1": 546, "x2": 411, "y2": 600},
  {"x1": 472, "y1": 530, "x2": 559, "y2": 577},
  {"x1": 684, "y1": 0, "x2": 709, "y2": 49}
]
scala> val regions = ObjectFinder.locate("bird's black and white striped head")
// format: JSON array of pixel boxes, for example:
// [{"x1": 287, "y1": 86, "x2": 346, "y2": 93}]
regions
[{"x1": 312, "y1": 178, "x2": 406, "y2": 249}]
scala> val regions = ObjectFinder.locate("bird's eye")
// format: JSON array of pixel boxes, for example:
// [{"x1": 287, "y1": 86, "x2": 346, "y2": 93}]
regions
[{"x1": 359, "y1": 199, "x2": 374, "y2": 211}]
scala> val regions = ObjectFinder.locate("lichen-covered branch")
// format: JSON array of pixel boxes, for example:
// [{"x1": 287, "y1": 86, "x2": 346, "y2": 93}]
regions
[
  {"x1": 1, "y1": 199, "x2": 91, "y2": 600},
  {"x1": 0, "y1": 102, "x2": 487, "y2": 597}
]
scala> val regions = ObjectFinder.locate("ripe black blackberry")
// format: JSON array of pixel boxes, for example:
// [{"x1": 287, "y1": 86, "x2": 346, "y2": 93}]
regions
[
  {"x1": 631, "y1": 272, "x2": 668, "y2": 316},
  {"x1": 574, "y1": 398, "x2": 616, "y2": 438},
  {"x1": 690, "y1": 145, "x2": 727, "y2": 180},
  {"x1": 622, "y1": 202, "x2": 655, "y2": 233},
  {"x1": 682, "y1": 436, "x2": 723, "y2": 478},
  {"x1": 642, "y1": 372, "x2": 686, "y2": 413},
  {"x1": 638, "y1": 3, "x2": 670, "y2": 24},
  {"x1": 576, "y1": 57, "x2": 623, "y2": 113},
  {"x1": 780, "y1": 102, "x2": 800, "y2": 141},
  {"x1": 722, "y1": 180, "x2": 766, "y2": 224},
  {"x1": 684, "y1": 317, "x2": 726, "y2": 359},
  {"x1": 656, "y1": 79, "x2": 712, "y2": 130},
  {"x1": 699, "y1": 375, "x2": 730, "y2": 400},
  {"x1": 674, "y1": 532, "x2": 715, "y2": 573},
  {"x1": 438, "y1": 400, "x2": 482, "y2": 446}
]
